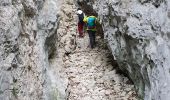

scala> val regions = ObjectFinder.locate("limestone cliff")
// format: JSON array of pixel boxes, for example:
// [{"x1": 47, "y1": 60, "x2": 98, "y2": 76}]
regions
[
  {"x1": 0, "y1": 0, "x2": 63, "y2": 99},
  {"x1": 77, "y1": 0, "x2": 170, "y2": 99},
  {"x1": 1, "y1": 0, "x2": 170, "y2": 100},
  {"x1": 0, "y1": 0, "x2": 137, "y2": 100}
]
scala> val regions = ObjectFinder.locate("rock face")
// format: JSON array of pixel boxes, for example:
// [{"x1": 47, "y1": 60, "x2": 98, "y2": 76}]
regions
[
  {"x1": 0, "y1": 0, "x2": 137, "y2": 99},
  {"x1": 2, "y1": 0, "x2": 170, "y2": 99},
  {"x1": 77, "y1": 0, "x2": 170, "y2": 99},
  {"x1": 0, "y1": 0, "x2": 64, "y2": 99}
]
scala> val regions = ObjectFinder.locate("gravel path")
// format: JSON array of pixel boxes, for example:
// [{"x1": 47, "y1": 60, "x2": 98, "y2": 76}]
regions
[
  {"x1": 63, "y1": 34, "x2": 137, "y2": 100},
  {"x1": 57, "y1": 1, "x2": 137, "y2": 99}
]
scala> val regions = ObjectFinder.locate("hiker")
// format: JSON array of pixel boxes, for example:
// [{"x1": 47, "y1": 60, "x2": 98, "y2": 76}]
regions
[
  {"x1": 77, "y1": 8, "x2": 85, "y2": 37},
  {"x1": 83, "y1": 14, "x2": 98, "y2": 49}
]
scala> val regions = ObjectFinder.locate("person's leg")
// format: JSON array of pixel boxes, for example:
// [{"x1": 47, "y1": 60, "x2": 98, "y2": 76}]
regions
[
  {"x1": 78, "y1": 22, "x2": 83, "y2": 37},
  {"x1": 82, "y1": 23, "x2": 85, "y2": 36},
  {"x1": 88, "y1": 30, "x2": 93, "y2": 48},
  {"x1": 92, "y1": 31, "x2": 96, "y2": 48},
  {"x1": 78, "y1": 22, "x2": 82, "y2": 37}
]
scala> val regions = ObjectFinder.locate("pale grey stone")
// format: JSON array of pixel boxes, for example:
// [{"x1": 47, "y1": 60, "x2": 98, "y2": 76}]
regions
[{"x1": 78, "y1": 0, "x2": 170, "y2": 99}]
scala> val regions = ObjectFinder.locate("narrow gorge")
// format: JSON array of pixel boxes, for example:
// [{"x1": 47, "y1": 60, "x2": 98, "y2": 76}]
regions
[{"x1": 0, "y1": 0, "x2": 170, "y2": 100}]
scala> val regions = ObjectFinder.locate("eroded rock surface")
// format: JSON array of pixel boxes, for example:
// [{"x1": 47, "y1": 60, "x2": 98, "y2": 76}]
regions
[
  {"x1": 77, "y1": 0, "x2": 170, "y2": 99},
  {"x1": 54, "y1": 1, "x2": 137, "y2": 100},
  {"x1": 0, "y1": 0, "x2": 63, "y2": 99},
  {"x1": 0, "y1": 0, "x2": 155, "y2": 99}
]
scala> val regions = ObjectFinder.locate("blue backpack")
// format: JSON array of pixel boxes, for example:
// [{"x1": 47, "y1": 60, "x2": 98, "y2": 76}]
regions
[{"x1": 87, "y1": 17, "x2": 96, "y2": 29}]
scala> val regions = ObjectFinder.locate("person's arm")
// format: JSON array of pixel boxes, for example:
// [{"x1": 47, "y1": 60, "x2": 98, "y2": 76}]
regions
[
  {"x1": 95, "y1": 17, "x2": 99, "y2": 24},
  {"x1": 83, "y1": 16, "x2": 88, "y2": 23}
]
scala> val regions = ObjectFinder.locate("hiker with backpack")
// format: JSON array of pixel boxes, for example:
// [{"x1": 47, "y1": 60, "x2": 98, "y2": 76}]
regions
[
  {"x1": 77, "y1": 8, "x2": 85, "y2": 37},
  {"x1": 83, "y1": 14, "x2": 98, "y2": 49}
]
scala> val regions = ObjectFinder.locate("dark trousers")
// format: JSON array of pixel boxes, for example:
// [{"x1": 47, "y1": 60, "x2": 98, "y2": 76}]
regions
[{"x1": 87, "y1": 30, "x2": 96, "y2": 48}]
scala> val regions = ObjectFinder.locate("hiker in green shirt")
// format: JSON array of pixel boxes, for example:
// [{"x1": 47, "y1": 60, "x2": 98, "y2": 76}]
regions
[{"x1": 83, "y1": 15, "x2": 98, "y2": 49}]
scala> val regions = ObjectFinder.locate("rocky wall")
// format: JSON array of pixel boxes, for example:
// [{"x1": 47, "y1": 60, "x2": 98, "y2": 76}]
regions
[
  {"x1": 77, "y1": 0, "x2": 170, "y2": 99},
  {"x1": 0, "y1": 0, "x2": 63, "y2": 99}
]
